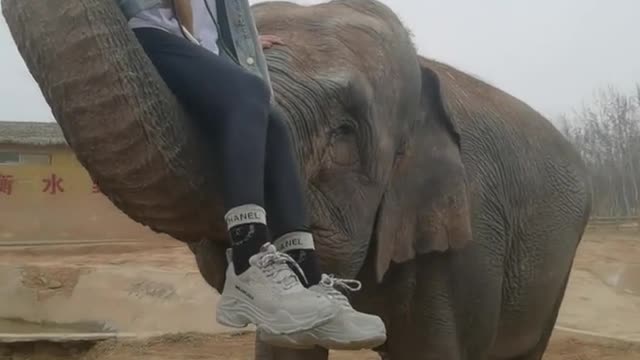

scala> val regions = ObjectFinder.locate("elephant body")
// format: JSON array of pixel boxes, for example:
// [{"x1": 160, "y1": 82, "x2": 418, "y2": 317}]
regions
[
  {"x1": 3, "y1": 0, "x2": 590, "y2": 359},
  {"x1": 349, "y1": 57, "x2": 591, "y2": 359}
]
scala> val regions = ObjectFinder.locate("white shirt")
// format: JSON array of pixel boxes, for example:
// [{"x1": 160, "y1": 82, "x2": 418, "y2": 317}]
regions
[{"x1": 128, "y1": 0, "x2": 220, "y2": 55}]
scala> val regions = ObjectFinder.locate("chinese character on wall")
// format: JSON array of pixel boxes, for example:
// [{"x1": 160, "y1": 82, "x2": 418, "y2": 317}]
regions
[
  {"x1": 0, "y1": 174, "x2": 14, "y2": 195},
  {"x1": 42, "y1": 174, "x2": 64, "y2": 194}
]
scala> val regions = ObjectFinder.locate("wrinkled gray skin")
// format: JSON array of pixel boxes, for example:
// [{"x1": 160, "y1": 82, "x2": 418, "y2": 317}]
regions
[
  {"x1": 218, "y1": 4, "x2": 593, "y2": 358},
  {"x1": 3, "y1": 0, "x2": 591, "y2": 359}
]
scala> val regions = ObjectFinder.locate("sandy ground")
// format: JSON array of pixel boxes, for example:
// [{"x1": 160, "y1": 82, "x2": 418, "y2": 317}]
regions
[
  {"x1": 2, "y1": 330, "x2": 640, "y2": 360},
  {"x1": 0, "y1": 227, "x2": 639, "y2": 359}
]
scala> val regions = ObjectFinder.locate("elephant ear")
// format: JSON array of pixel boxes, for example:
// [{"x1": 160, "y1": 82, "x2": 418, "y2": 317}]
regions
[{"x1": 374, "y1": 61, "x2": 472, "y2": 282}]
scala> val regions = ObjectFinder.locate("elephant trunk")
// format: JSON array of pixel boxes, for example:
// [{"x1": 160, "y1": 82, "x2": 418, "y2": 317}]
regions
[{"x1": 2, "y1": 0, "x2": 226, "y2": 242}]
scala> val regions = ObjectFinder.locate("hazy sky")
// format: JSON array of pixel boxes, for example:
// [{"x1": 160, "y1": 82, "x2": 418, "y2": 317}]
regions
[{"x1": 1, "y1": 0, "x2": 638, "y2": 122}]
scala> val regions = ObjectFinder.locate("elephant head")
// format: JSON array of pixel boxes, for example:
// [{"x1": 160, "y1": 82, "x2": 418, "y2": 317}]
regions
[
  {"x1": 3, "y1": 0, "x2": 473, "y2": 357},
  {"x1": 251, "y1": 2, "x2": 473, "y2": 281},
  {"x1": 3, "y1": 0, "x2": 473, "y2": 283}
]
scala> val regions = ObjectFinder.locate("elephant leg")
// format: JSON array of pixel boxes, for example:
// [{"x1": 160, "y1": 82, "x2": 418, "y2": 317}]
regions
[
  {"x1": 187, "y1": 237, "x2": 228, "y2": 292},
  {"x1": 506, "y1": 269, "x2": 573, "y2": 360},
  {"x1": 254, "y1": 339, "x2": 329, "y2": 360},
  {"x1": 384, "y1": 251, "x2": 502, "y2": 360}
]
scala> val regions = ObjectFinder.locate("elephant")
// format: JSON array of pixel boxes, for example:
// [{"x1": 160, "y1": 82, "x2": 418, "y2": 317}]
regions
[{"x1": 2, "y1": 0, "x2": 591, "y2": 359}]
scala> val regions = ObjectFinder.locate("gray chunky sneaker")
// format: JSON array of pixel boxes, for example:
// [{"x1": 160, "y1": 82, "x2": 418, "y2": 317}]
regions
[
  {"x1": 216, "y1": 244, "x2": 337, "y2": 335},
  {"x1": 257, "y1": 274, "x2": 387, "y2": 350}
]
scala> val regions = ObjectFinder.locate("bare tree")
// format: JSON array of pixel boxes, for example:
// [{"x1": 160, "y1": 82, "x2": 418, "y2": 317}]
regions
[{"x1": 560, "y1": 83, "x2": 640, "y2": 217}]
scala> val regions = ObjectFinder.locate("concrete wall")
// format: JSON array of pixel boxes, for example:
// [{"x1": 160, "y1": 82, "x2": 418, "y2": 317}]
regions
[{"x1": 0, "y1": 144, "x2": 164, "y2": 242}]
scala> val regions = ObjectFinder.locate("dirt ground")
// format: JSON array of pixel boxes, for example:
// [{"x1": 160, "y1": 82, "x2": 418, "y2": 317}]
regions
[
  {"x1": 1, "y1": 227, "x2": 639, "y2": 359},
  {"x1": 2, "y1": 330, "x2": 640, "y2": 360}
]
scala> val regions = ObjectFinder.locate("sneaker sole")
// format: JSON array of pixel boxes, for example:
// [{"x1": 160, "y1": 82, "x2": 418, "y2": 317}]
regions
[
  {"x1": 257, "y1": 329, "x2": 387, "y2": 351},
  {"x1": 216, "y1": 295, "x2": 337, "y2": 335}
]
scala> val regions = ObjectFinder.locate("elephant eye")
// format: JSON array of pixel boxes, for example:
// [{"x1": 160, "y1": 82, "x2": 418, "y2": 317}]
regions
[
  {"x1": 330, "y1": 124, "x2": 354, "y2": 137},
  {"x1": 328, "y1": 124, "x2": 359, "y2": 167}
]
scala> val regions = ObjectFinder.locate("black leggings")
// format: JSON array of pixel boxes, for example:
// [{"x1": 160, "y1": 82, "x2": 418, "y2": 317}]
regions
[{"x1": 133, "y1": 27, "x2": 308, "y2": 238}]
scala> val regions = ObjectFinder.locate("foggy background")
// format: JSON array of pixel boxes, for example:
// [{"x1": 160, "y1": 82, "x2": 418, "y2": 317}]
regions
[{"x1": 0, "y1": 0, "x2": 639, "y2": 124}]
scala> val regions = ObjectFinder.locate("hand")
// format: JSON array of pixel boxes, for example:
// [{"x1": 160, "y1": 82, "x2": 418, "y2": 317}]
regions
[{"x1": 259, "y1": 35, "x2": 284, "y2": 49}]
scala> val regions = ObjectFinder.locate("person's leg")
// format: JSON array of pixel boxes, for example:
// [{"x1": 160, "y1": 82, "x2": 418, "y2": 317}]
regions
[
  {"x1": 260, "y1": 109, "x2": 387, "y2": 350},
  {"x1": 263, "y1": 108, "x2": 322, "y2": 287},
  {"x1": 134, "y1": 27, "x2": 269, "y2": 274},
  {"x1": 131, "y1": 27, "x2": 335, "y2": 334}
]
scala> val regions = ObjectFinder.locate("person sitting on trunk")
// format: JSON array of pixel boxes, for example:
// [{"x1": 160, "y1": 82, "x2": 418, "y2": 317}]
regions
[{"x1": 114, "y1": 0, "x2": 385, "y2": 349}]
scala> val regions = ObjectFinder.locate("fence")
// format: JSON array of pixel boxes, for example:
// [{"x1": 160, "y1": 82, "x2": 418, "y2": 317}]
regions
[{"x1": 587, "y1": 216, "x2": 640, "y2": 230}]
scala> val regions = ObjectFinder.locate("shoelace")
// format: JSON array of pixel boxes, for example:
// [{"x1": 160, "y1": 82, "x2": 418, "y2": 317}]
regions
[
  {"x1": 256, "y1": 245, "x2": 309, "y2": 289},
  {"x1": 319, "y1": 274, "x2": 362, "y2": 307}
]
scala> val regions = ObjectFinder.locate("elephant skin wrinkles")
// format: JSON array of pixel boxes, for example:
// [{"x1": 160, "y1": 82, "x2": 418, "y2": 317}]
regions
[{"x1": 2, "y1": 0, "x2": 591, "y2": 359}]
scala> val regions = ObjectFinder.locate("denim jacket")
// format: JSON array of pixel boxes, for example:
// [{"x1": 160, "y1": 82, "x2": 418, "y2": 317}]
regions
[{"x1": 116, "y1": 0, "x2": 273, "y2": 98}]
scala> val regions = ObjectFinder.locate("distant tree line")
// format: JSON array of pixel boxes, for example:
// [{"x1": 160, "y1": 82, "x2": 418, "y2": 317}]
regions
[{"x1": 559, "y1": 84, "x2": 640, "y2": 217}]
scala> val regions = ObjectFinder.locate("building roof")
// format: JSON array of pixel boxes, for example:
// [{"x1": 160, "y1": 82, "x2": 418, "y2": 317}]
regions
[{"x1": 0, "y1": 121, "x2": 67, "y2": 146}]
